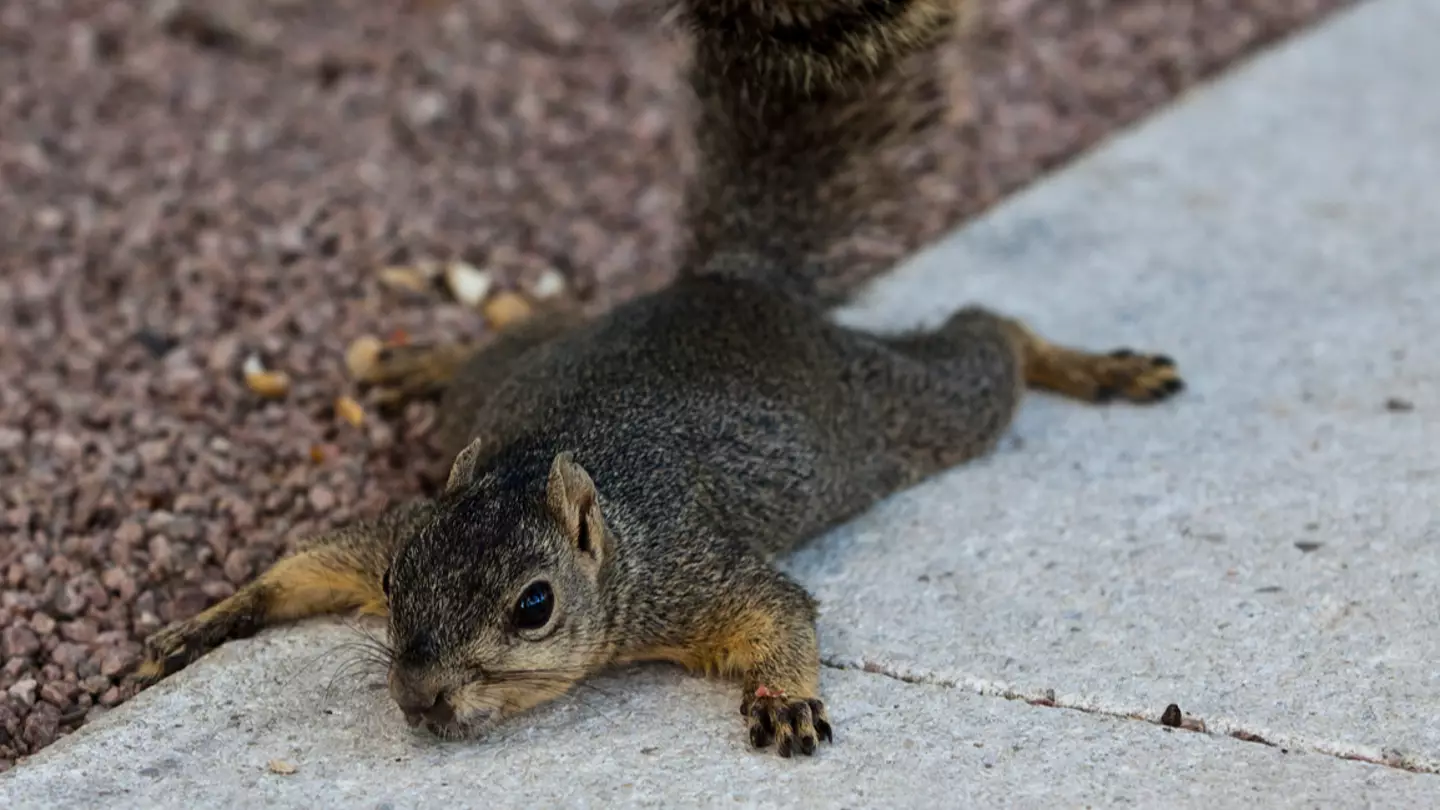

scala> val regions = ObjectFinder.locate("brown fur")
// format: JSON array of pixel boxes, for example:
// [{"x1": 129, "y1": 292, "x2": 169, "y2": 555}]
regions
[{"x1": 135, "y1": 0, "x2": 1183, "y2": 759}]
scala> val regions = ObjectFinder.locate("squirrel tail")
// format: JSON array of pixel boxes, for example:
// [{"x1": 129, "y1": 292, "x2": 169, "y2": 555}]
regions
[{"x1": 668, "y1": 0, "x2": 973, "y2": 307}]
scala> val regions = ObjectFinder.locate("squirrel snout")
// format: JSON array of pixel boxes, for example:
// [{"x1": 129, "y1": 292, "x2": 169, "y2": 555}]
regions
[
  {"x1": 396, "y1": 688, "x2": 455, "y2": 728},
  {"x1": 388, "y1": 673, "x2": 456, "y2": 728}
]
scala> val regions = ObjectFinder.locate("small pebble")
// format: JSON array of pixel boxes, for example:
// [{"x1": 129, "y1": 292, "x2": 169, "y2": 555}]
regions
[
  {"x1": 40, "y1": 681, "x2": 77, "y2": 707},
  {"x1": 2, "y1": 627, "x2": 40, "y2": 659},
  {"x1": 99, "y1": 648, "x2": 135, "y2": 678},
  {"x1": 7, "y1": 679, "x2": 37, "y2": 707},
  {"x1": 444, "y1": 260, "x2": 495, "y2": 308},
  {"x1": 29, "y1": 614, "x2": 56, "y2": 636},
  {"x1": 308, "y1": 485, "x2": 336, "y2": 512},
  {"x1": 529, "y1": 268, "x2": 568, "y2": 301},
  {"x1": 22, "y1": 706, "x2": 60, "y2": 748},
  {"x1": 1160, "y1": 703, "x2": 1183, "y2": 727}
]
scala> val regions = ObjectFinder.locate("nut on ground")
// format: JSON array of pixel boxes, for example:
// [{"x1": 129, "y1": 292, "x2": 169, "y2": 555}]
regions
[
  {"x1": 242, "y1": 355, "x2": 290, "y2": 399},
  {"x1": 345, "y1": 336, "x2": 383, "y2": 380},
  {"x1": 483, "y1": 291, "x2": 534, "y2": 330},
  {"x1": 335, "y1": 396, "x2": 365, "y2": 427},
  {"x1": 378, "y1": 265, "x2": 435, "y2": 294}
]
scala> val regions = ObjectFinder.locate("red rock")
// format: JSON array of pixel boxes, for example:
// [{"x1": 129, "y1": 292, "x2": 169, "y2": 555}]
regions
[
  {"x1": 39, "y1": 681, "x2": 77, "y2": 706},
  {"x1": 59, "y1": 619, "x2": 98, "y2": 644},
  {"x1": 28, "y1": 612, "x2": 56, "y2": 636},
  {"x1": 1, "y1": 627, "x2": 39, "y2": 659},
  {"x1": 22, "y1": 705, "x2": 60, "y2": 748},
  {"x1": 99, "y1": 647, "x2": 136, "y2": 678}
]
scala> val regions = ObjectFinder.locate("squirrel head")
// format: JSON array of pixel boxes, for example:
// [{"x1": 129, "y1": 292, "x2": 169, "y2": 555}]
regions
[{"x1": 381, "y1": 447, "x2": 612, "y2": 739}]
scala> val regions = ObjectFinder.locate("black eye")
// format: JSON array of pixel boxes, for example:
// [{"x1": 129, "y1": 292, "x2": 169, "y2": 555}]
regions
[
  {"x1": 381, "y1": 567, "x2": 392, "y2": 598},
  {"x1": 514, "y1": 582, "x2": 554, "y2": 631}
]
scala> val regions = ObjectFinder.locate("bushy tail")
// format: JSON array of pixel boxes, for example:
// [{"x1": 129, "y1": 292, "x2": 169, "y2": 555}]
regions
[{"x1": 668, "y1": 0, "x2": 973, "y2": 306}]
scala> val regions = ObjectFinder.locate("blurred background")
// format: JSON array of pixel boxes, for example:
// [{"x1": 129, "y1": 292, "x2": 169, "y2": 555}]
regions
[{"x1": 0, "y1": 0, "x2": 1354, "y2": 769}]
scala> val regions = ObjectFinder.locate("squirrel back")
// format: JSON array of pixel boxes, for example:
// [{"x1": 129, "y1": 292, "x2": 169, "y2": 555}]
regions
[{"x1": 671, "y1": 0, "x2": 974, "y2": 306}]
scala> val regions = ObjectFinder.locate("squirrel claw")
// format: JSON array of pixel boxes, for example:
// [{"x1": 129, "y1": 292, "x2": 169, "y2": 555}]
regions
[
  {"x1": 1091, "y1": 348, "x2": 1185, "y2": 404},
  {"x1": 134, "y1": 620, "x2": 208, "y2": 683},
  {"x1": 745, "y1": 693, "x2": 831, "y2": 758}
]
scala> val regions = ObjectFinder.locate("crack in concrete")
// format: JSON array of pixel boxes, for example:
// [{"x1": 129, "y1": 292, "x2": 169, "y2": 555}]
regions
[{"x1": 819, "y1": 654, "x2": 1438, "y2": 776}]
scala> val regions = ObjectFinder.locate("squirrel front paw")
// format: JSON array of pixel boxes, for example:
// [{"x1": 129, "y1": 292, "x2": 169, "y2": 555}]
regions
[
  {"x1": 133, "y1": 619, "x2": 207, "y2": 685},
  {"x1": 132, "y1": 595, "x2": 263, "y2": 686},
  {"x1": 742, "y1": 685, "x2": 833, "y2": 758}
]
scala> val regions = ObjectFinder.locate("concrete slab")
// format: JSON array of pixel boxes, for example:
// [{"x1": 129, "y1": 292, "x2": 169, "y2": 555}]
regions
[
  {"x1": 0, "y1": 622, "x2": 1431, "y2": 809},
  {"x1": 5, "y1": 0, "x2": 1439, "y2": 806},
  {"x1": 823, "y1": 0, "x2": 1440, "y2": 772}
]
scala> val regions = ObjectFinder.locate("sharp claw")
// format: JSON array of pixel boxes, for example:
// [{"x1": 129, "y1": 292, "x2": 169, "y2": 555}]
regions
[
  {"x1": 746, "y1": 695, "x2": 833, "y2": 756},
  {"x1": 752, "y1": 705, "x2": 775, "y2": 736},
  {"x1": 749, "y1": 722, "x2": 771, "y2": 748}
]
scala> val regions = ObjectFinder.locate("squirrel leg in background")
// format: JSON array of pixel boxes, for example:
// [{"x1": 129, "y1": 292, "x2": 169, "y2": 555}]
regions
[
  {"x1": 132, "y1": 500, "x2": 432, "y2": 685},
  {"x1": 887, "y1": 306, "x2": 1185, "y2": 405},
  {"x1": 357, "y1": 298, "x2": 582, "y2": 409},
  {"x1": 359, "y1": 340, "x2": 484, "y2": 408}
]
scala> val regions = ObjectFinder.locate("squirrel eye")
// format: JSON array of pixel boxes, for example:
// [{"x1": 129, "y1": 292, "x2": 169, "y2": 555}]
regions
[
  {"x1": 514, "y1": 582, "x2": 554, "y2": 631},
  {"x1": 381, "y1": 567, "x2": 392, "y2": 598}
]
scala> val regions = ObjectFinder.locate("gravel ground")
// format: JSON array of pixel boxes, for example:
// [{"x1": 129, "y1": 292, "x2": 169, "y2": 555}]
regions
[{"x1": 0, "y1": 0, "x2": 1355, "y2": 769}]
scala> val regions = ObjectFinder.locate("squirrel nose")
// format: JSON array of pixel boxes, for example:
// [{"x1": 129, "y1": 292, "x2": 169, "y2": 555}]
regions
[
  {"x1": 389, "y1": 672, "x2": 457, "y2": 727},
  {"x1": 395, "y1": 688, "x2": 455, "y2": 727}
]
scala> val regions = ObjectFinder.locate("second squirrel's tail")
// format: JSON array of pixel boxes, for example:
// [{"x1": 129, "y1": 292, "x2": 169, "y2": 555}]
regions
[{"x1": 669, "y1": 0, "x2": 972, "y2": 307}]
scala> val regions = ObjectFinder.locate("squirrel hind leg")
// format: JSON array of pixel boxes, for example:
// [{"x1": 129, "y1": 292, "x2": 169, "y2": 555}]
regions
[
  {"x1": 990, "y1": 316, "x2": 1185, "y2": 405},
  {"x1": 357, "y1": 341, "x2": 482, "y2": 410},
  {"x1": 371, "y1": 299, "x2": 584, "y2": 414},
  {"x1": 1026, "y1": 343, "x2": 1184, "y2": 404},
  {"x1": 900, "y1": 306, "x2": 1185, "y2": 405}
]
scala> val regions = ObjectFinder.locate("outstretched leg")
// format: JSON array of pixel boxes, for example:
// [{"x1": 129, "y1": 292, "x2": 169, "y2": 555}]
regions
[
  {"x1": 619, "y1": 555, "x2": 832, "y2": 758},
  {"x1": 133, "y1": 500, "x2": 435, "y2": 684},
  {"x1": 829, "y1": 305, "x2": 1183, "y2": 493},
  {"x1": 355, "y1": 298, "x2": 582, "y2": 409},
  {"x1": 355, "y1": 298, "x2": 584, "y2": 456},
  {"x1": 886, "y1": 306, "x2": 1184, "y2": 404}
]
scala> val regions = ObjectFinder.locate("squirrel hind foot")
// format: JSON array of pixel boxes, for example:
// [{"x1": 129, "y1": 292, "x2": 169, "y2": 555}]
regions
[
  {"x1": 356, "y1": 341, "x2": 480, "y2": 409},
  {"x1": 1044, "y1": 348, "x2": 1185, "y2": 405}
]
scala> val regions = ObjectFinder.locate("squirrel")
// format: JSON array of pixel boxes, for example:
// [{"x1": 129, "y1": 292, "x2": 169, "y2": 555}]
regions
[{"x1": 133, "y1": 0, "x2": 1183, "y2": 759}]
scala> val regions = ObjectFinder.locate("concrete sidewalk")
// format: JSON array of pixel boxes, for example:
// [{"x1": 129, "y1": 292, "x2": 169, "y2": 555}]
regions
[{"x1": 5, "y1": 0, "x2": 1438, "y2": 806}]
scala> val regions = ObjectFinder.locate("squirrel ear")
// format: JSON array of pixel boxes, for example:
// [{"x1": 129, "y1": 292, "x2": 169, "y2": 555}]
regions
[
  {"x1": 546, "y1": 452, "x2": 604, "y2": 560},
  {"x1": 445, "y1": 438, "x2": 486, "y2": 494}
]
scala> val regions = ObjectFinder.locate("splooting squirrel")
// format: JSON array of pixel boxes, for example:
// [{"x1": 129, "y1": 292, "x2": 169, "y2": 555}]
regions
[{"x1": 134, "y1": 0, "x2": 1183, "y2": 758}]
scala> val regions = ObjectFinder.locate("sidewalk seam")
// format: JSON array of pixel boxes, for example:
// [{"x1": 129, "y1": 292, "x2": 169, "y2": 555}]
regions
[{"x1": 819, "y1": 655, "x2": 1438, "y2": 776}]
